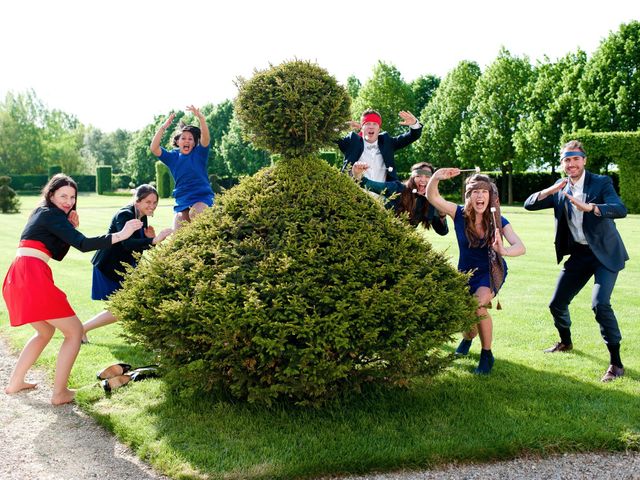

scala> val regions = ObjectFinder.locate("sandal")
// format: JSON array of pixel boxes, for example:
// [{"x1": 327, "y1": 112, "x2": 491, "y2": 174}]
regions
[
  {"x1": 101, "y1": 366, "x2": 160, "y2": 393},
  {"x1": 96, "y1": 363, "x2": 132, "y2": 380}
]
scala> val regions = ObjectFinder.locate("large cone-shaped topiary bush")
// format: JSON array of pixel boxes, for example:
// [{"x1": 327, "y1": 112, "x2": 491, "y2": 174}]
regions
[{"x1": 110, "y1": 60, "x2": 476, "y2": 406}]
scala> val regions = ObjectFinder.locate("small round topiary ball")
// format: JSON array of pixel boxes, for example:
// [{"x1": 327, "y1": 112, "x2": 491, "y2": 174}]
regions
[{"x1": 234, "y1": 60, "x2": 351, "y2": 159}]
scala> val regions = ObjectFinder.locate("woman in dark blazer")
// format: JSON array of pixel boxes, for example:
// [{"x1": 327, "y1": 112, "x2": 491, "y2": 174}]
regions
[
  {"x1": 82, "y1": 185, "x2": 172, "y2": 342},
  {"x1": 352, "y1": 161, "x2": 449, "y2": 235}
]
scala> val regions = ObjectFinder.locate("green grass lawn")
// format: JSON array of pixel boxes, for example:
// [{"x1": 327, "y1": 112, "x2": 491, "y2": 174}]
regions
[{"x1": 1, "y1": 193, "x2": 639, "y2": 480}]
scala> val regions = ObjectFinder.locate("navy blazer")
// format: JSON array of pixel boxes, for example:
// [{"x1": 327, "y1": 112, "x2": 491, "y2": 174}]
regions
[
  {"x1": 359, "y1": 177, "x2": 449, "y2": 235},
  {"x1": 524, "y1": 171, "x2": 628, "y2": 272},
  {"x1": 91, "y1": 204, "x2": 154, "y2": 282},
  {"x1": 338, "y1": 125, "x2": 423, "y2": 181}
]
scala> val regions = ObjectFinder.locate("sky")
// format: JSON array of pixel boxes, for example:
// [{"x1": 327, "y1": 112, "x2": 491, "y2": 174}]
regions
[{"x1": 2, "y1": 0, "x2": 639, "y2": 133}]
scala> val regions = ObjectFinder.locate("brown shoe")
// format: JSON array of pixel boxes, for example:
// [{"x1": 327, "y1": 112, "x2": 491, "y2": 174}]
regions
[
  {"x1": 543, "y1": 342, "x2": 573, "y2": 353},
  {"x1": 601, "y1": 365, "x2": 624, "y2": 382}
]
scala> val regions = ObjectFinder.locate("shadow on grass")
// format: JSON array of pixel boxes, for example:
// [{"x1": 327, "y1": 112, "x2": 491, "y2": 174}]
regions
[{"x1": 88, "y1": 350, "x2": 640, "y2": 480}]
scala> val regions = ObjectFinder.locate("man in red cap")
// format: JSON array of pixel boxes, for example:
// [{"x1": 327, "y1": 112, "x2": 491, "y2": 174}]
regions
[{"x1": 339, "y1": 109, "x2": 421, "y2": 183}]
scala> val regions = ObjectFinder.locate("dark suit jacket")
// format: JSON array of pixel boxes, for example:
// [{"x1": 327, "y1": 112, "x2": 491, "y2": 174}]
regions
[
  {"x1": 91, "y1": 204, "x2": 154, "y2": 282},
  {"x1": 359, "y1": 177, "x2": 449, "y2": 235},
  {"x1": 338, "y1": 126, "x2": 423, "y2": 181},
  {"x1": 524, "y1": 171, "x2": 628, "y2": 272}
]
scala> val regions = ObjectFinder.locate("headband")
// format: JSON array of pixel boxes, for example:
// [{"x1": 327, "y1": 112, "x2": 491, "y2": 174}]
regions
[
  {"x1": 465, "y1": 179, "x2": 493, "y2": 198},
  {"x1": 560, "y1": 150, "x2": 586, "y2": 160},
  {"x1": 361, "y1": 113, "x2": 382, "y2": 127},
  {"x1": 411, "y1": 169, "x2": 432, "y2": 177}
]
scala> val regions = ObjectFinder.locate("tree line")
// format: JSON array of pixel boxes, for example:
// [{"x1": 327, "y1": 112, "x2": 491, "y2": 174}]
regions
[{"x1": 1, "y1": 21, "x2": 638, "y2": 185}]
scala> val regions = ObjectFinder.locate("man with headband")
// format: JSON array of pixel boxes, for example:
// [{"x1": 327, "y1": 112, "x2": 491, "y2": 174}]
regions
[
  {"x1": 338, "y1": 109, "x2": 422, "y2": 182},
  {"x1": 524, "y1": 140, "x2": 629, "y2": 382}
]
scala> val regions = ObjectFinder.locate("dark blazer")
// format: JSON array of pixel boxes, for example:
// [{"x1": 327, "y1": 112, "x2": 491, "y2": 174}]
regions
[
  {"x1": 21, "y1": 206, "x2": 112, "y2": 261},
  {"x1": 524, "y1": 171, "x2": 628, "y2": 272},
  {"x1": 338, "y1": 126, "x2": 423, "y2": 181},
  {"x1": 360, "y1": 177, "x2": 449, "y2": 235},
  {"x1": 91, "y1": 204, "x2": 154, "y2": 282}
]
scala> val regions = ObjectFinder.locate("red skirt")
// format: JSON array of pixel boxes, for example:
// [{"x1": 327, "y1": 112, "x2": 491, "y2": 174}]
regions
[{"x1": 2, "y1": 241, "x2": 75, "y2": 326}]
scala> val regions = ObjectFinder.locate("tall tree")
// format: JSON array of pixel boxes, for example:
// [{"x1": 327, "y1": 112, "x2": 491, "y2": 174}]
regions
[
  {"x1": 123, "y1": 111, "x2": 184, "y2": 183},
  {"x1": 42, "y1": 109, "x2": 85, "y2": 173},
  {"x1": 580, "y1": 20, "x2": 640, "y2": 132},
  {"x1": 0, "y1": 90, "x2": 46, "y2": 174},
  {"x1": 219, "y1": 114, "x2": 271, "y2": 177},
  {"x1": 204, "y1": 100, "x2": 234, "y2": 178},
  {"x1": 346, "y1": 75, "x2": 361, "y2": 100},
  {"x1": 456, "y1": 48, "x2": 532, "y2": 203},
  {"x1": 411, "y1": 74, "x2": 440, "y2": 115},
  {"x1": 352, "y1": 62, "x2": 417, "y2": 173},
  {"x1": 514, "y1": 51, "x2": 587, "y2": 171},
  {"x1": 416, "y1": 61, "x2": 480, "y2": 167},
  {"x1": 81, "y1": 127, "x2": 132, "y2": 174}
]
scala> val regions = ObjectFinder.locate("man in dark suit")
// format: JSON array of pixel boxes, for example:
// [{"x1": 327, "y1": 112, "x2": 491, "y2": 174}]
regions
[
  {"x1": 339, "y1": 110, "x2": 421, "y2": 182},
  {"x1": 524, "y1": 140, "x2": 629, "y2": 382}
]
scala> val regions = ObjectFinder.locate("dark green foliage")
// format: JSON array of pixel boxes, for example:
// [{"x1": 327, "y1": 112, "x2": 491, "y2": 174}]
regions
[
  {"x1": 155, "y1": 161, "x2": 174, "y2": 198},
  {"x1": 0, "y1": 175, "x2": 20, "y2": 213},
  {"x1": 562, "y1": 130, "x2": 640, "y2": 213},
  {"x1": 234, "y1": 60, "x2": 351, "y2": 159},
  {"x1": 110, "y1": 157, "x2": 477, "y2": 406},
  {"x1": 48, "y1": 165, "x2": 62, "y2": 178},
  {"x1": 112, "y1": 173, "x2": 132, "y2": 190},
  {"x1": 96, "y1": 165, "x2": 112, "y2": 194},
  {"x1": 319, "y1": 150, "x2": 339, "y2": 168},
  {"x1": 72, "y1": 175, "x2": 96, "y2": 192},
  {"x1": 6, "y1": 174, "x2": 48, "y2": 191}
]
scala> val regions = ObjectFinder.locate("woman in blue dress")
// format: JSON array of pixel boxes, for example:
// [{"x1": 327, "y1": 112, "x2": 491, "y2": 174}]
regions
[
  {"x1": 427, "y1": 168, "x2": 525, "y2": 374},
  {"x1": 150, "y1": 105, "x2": 214, "y2": 230}
]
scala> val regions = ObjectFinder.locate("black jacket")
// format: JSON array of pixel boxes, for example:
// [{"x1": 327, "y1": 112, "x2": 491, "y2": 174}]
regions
[
  {"x1": 338, "y1": 126, "x2": 423, "y2": 181},
  {"x1": 91, "y1": 204, "x2": 154, "y2": 282},
  {"x1": 21, "y1": 206, "x2": 112, "y2": 261}
]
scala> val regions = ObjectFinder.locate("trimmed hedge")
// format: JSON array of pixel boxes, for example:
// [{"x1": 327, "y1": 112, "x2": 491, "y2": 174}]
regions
[
  {"x1": 0, "y1": 176, "x2": 20, "y2": 213},
  {"x1": 110, "y1": 157, "x2": 477, "y2": 406},
  {"x1": 48, "y1": 165, "x2": 62, "y2": 178},
  {"x1": 235, "y1": 60, "x2": 352, "y2": 159},
  {"x1": 155, "y1": 161, "x2": 174, "y2": 198},
  {"x1": 110, "y1": 61, "x2": 477, "y2": 406},
  {"x1": 96, "y1": 165, "x2": 112, "y2": 194}
]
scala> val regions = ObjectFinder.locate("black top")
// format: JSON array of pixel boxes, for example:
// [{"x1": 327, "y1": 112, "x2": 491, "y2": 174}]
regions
[
  {"x1": 20, "y1": 206, "x2": 113, "y2": 261},
  {"x1": 91, "y1": 204, "x2": 154, "y2": 282}
]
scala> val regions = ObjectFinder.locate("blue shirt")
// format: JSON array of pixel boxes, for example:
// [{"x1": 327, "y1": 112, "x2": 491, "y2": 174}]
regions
[{"x1": 159, "y1": 144, "x2": 214, "y2": 211}]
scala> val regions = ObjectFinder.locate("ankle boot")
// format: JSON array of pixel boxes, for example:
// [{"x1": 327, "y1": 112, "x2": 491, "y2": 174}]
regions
[
  {"x1": 474, "y1": 349, "x2": 494, "y2": 375},
  {"x1": 455, "y1": 338, "x2": 473, "y2": 356}
]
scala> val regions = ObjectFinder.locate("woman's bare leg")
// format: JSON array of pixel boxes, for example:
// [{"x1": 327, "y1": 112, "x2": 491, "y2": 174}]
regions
[
  {"x1": 47, "y1": 316, "x2": 83, "y2": 405},
  {"x1": 5, "y1": 321, "x2": 55, "y2": 394},
  {"x1": 474, "y1": 287, "x2": 495, "y2": 350},
  {"x1": 82, "y1": 310, "x2": 117, "y2": 343},
  {"x1": 173, "y1": 210, "x2": 190, "y2": 230}
]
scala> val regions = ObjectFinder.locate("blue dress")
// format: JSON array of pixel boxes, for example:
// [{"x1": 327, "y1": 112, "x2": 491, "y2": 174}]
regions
[
  {"x1": 453, "y1": 205, "x2": 508, "y2": 293},
  {"x1": 91, "y1": 226, "x2": 146, "y2": 301},
  {"x1": 159, "y1": 144, "x2": 214, "y2": 213}
]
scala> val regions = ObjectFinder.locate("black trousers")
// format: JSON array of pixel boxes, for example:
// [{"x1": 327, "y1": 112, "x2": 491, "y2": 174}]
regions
[{"x1": 549, "y1": 244, "x2": 622, "y2": 344}]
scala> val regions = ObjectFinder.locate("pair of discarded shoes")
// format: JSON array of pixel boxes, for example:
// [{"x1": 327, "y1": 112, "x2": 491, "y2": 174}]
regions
[{"x1": 97, "y1": 363, "x2": 159, "y2": 393}]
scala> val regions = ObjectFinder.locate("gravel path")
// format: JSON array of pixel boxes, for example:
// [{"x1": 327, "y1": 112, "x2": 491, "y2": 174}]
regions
[
  {"x1": 0, "y1": 336, "x2": 168, "y2": 480},
  {"x1": 2, "y1": 334, "x2": 639, "y2": 480}
]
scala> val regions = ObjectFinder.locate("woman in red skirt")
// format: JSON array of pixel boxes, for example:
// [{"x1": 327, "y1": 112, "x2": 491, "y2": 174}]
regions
[{"x1": 2, "y1": 174, "x2": 143, "y2": 405}]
